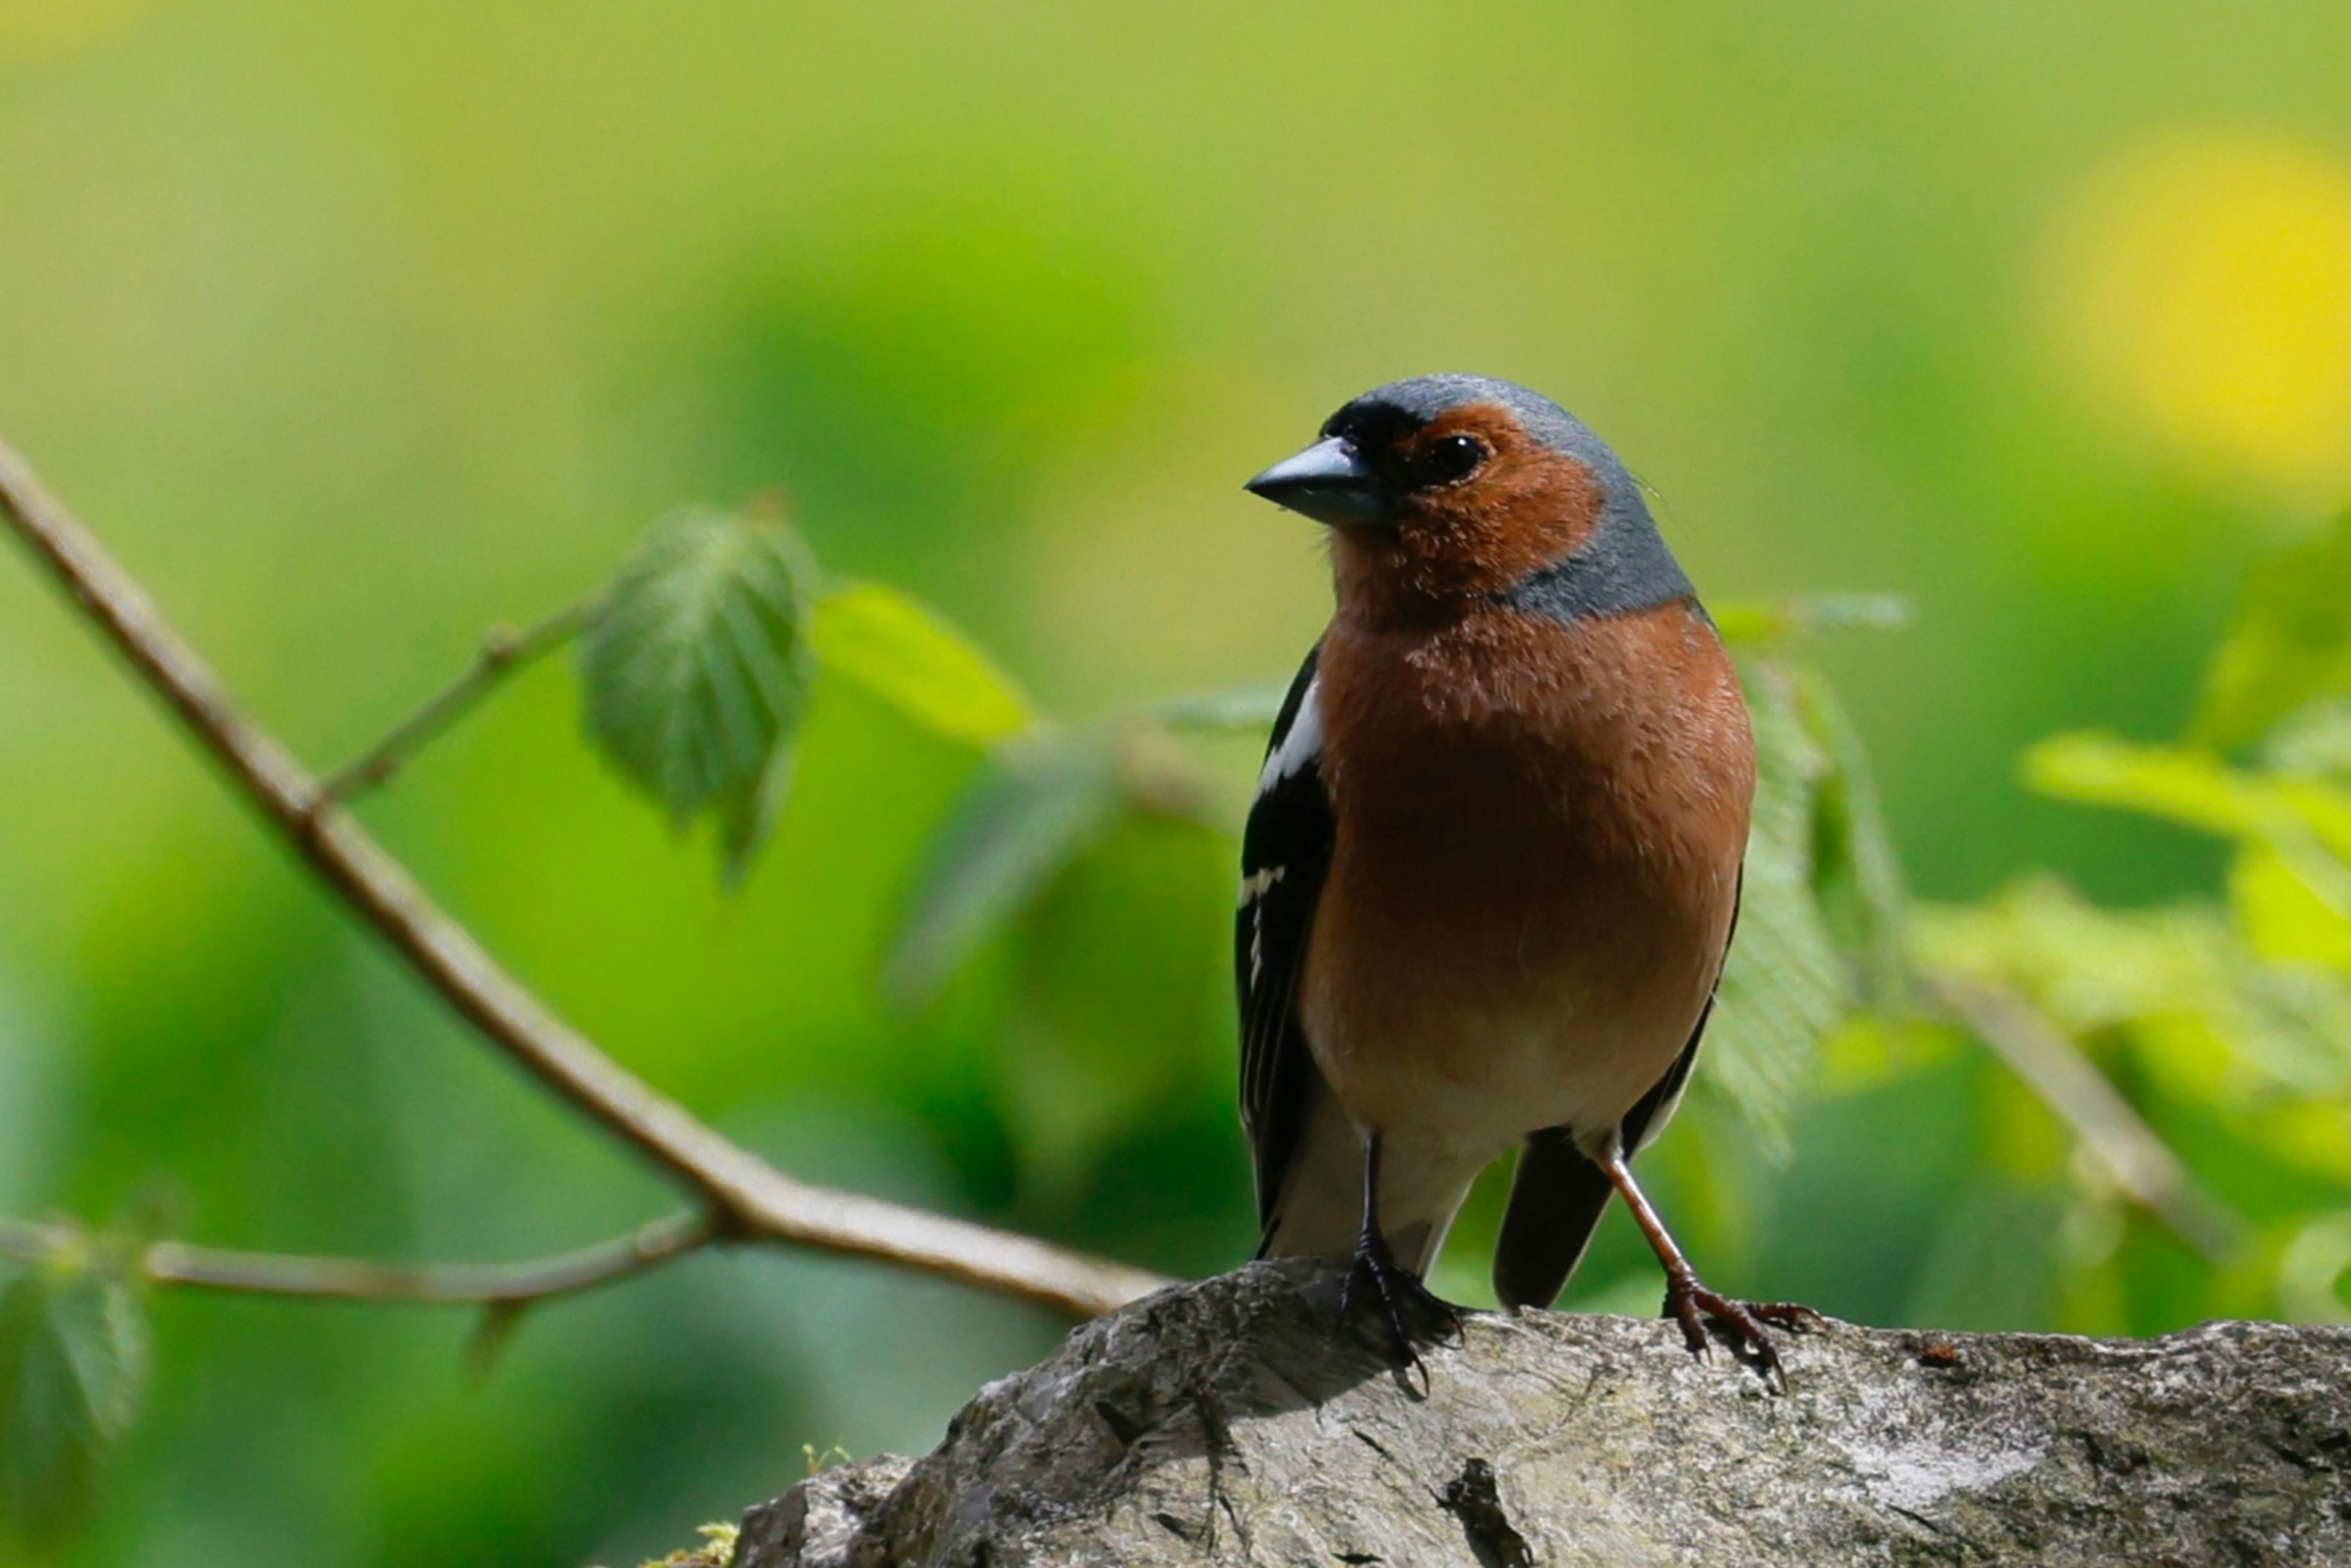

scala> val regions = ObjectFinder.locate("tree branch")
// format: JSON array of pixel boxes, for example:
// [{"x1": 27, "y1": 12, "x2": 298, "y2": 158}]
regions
[
  {"x1": 0, "y1": 1211, "x2": 717, "y2": 1307},
  {"x1": 317, "y1": 597, "x2": 601, "y2": 802},
  {"x1": 0, "y1": 438, "x2": 1169, "y2": 1320},
  {"x1": 1922, "y1": 969, "x2": 2243, "y2": 1263}
]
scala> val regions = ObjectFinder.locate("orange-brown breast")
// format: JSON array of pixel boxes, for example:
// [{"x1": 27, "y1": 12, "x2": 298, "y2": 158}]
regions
[{"x1": 1299, "y1": 599, "x2": 1754, "y2": 1153}]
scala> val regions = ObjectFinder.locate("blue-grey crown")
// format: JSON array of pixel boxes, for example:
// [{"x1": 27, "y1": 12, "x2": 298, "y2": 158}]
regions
[{"x1": 1335, "y1": 374, "x2": 1641, "y2": 502}]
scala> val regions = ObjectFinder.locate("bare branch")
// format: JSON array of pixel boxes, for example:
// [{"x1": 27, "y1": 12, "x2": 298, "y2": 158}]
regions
[
  {"x1": 0, "y1": 438, "x2": 1170, "y2": 1320},
  {"x1": 1, "y1": 1212, "x2": 717, "y2": 1307},
  {"x1": 317, "y1": 597, "x2": 601, "y2": 802},
  {"x1": 1922, "y1": 970, "x2": 2243, "y2": 1263}
]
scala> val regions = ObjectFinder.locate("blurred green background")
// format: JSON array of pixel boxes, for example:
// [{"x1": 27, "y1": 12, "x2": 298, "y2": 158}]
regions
[{"x1": 8, "y1": 1, "x2": 2351, "y2": 1562}]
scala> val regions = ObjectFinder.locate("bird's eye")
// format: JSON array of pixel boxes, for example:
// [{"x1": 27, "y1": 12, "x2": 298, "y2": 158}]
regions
[{"x1": 1419, "y1": 434, "x2": 1487, "y2": 486}]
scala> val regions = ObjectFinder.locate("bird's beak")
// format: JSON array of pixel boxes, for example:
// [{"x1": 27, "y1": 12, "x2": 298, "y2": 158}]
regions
[{"x1": 1244, "y1": 436, "x2": 1386, "y2": 527}]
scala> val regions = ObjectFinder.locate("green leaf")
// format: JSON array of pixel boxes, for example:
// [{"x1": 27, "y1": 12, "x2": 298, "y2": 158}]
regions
[
  {"x1": 0, "y1": 1250, "x2": 147, "y2": 1545},
  {"x1": 1912, "y1": 877, "x2": 2226, "y2": 1035},
  {"x1": 2027, "y1": 733, "x2": 2255, "y2": 836},
  {"x1": 2027, "y1": 733, "x2": 2351, "y2": 859},
  {"x1": 883, "y1": 738, "x2": 1123, "y2": 1006},
  {"x1": 579, "y1": 506, "x2": 814, "y2": 883},
  {"x1": 2193, "y1": 508, "x2": 2351, "y2": 750},
  {"x1": 714, "y1": 750, "x2": 800, "y2": 893},
  {"x1": 811, "y1": 581, "x2": 1037, "y2": 747},
  {"x1": 1912, "y1": 878, "x2": 2351, "y2": 1101},
  {"x1": 1152, "y1": 681, "x2": 1296, "y2": 733},
  {"x1": 1711, "y1": 593, "x2": 1910, "y2": 648},
  {"x1": 2028, "y1": 733, "x2": 2351, "y2": 928},
  {"x1": 2231, "y1": 843, "x2": 2351, "y2": 974},
  {"x1": 1789, "y1": 662, "x2": 1908, "y2": 1004},
  {"x1": 1707, "y1": 659, "x2": 1853, "y2": 1150},
  {"x1": 2265, "y1": 700, "x2": 2351, "y2": 780}
]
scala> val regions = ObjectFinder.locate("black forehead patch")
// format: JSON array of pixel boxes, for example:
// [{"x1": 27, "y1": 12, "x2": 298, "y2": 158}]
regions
[{"x1": 1321, "y1": 373, "x2": 1637, "y2": 493}]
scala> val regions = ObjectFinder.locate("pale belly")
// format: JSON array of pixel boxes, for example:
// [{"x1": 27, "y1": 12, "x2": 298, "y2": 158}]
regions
[{"x1": 1298, "y1": 847, "x2": 1732, "y2": 1163}]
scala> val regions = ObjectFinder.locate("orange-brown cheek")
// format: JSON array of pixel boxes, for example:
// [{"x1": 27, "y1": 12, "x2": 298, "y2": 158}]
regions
[
  {"x1": 1329, "y1": 408, "x2": 1613, "y2": 624},
  {"x1": 1404, "y1": 454, "x2": 1603, "y2": 596}
]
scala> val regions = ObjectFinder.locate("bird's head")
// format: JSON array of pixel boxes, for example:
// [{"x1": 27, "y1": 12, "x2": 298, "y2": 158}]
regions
[{"x1": 1246, "y1": 374, "x2": 1679, "y2": 627}]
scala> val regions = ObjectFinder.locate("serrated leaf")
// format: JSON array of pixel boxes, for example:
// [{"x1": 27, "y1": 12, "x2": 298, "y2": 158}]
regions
[
  {"x1": 883, "y1": 738, "x2": 1123, "y2": 1006},
  {"x1": 1789, "y1": 662, "x2": 1908, "y2": 1004},
  {"x1": 579, "y1": 506, "x2": 814, "y2": 881},
  {"x1": 811, "y1": 581, "x2": 1036, "y2": 747},
  {"x1": 0, "y1": 1252, "x2": 147, "y2": 1545},
  {"x1": 2193, "y1": 508, "x2": 2351, "y2": 750},
  {"x1": 1706, "y1": 659, "x2": 1853, "y2": 1150},
  {"x1": 1152, "y1": 681, "x2": 1297, "y2": 733},
  {"x1": 717, "y1": 749, "x2": 800, "y2": 892}
]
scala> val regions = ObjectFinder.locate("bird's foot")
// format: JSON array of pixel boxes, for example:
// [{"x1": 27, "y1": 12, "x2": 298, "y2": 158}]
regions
[
  {"x1": 1338, "y1": 1229, "x2": 1463, "y2": 1377},
  {"x1": 1661, "y1": 1272, "x2": 1822, "y2": 1388}
]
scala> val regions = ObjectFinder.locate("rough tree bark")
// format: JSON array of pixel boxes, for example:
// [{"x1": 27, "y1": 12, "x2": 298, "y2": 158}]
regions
[{"x1": 733, "y1": 1260, "x2": 2351, "y2": 1568}]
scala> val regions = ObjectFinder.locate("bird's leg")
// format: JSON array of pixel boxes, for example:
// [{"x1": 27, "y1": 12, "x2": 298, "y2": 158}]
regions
[
  {"x1": 1337, "y1": 1130, "x2": 1462, "y2": 1372},
  {"x1": 1598, "y1": 1146, "x2": 1821, "y2": 1383}
]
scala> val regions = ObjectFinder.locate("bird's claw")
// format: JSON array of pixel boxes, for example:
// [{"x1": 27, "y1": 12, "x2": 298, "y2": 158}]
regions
[
  {"x1": 1662, "y1": 1275, "x2": 1819, "y2": 1388},
  {"x1": 1339, "y1": 1231, "x2": 1463, "y2": 1378}
]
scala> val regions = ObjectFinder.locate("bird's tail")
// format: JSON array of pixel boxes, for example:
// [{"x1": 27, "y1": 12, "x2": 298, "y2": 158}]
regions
[{"x1": 1492, "y1": 1128, "x2": 1616, "y2": 1310}]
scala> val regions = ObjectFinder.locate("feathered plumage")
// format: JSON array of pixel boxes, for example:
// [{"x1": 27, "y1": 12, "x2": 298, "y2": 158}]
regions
[{"x1": 1237, "y1": 374, "x2": 1811, "y2": 1377}]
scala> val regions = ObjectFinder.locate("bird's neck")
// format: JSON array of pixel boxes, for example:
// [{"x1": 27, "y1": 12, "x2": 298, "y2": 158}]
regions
[
  {"x1": 1493, "y1": 517, "x2": 1695, "y2": 628},
  {"x1": 1330, "y1": 514, "x2": 1696, "y2": 636}
]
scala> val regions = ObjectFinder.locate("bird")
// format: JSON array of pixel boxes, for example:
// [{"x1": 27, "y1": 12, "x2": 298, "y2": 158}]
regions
[{"x1": 1235, "y1": 372, "x2": 1815, "y2": 1377}]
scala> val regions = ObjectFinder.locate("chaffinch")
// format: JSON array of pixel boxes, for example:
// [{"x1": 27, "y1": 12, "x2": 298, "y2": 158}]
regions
[{"x1": 1237, "y1": 373, "x2": 1814, "y2": 1377}]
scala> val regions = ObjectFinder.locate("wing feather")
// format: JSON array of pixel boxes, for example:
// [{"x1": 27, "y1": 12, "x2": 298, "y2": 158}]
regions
[{"x1": 1235, "y1": 645, "x2": 1335, "y2": 1241}]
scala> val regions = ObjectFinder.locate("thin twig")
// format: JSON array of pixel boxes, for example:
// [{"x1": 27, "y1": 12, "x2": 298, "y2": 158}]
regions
[
  {"x1": 317, "y1": 598, "x2": 601, "y2": 802},
  {"x1": 0, "y1": 438, "x2": 1169, "y2": 1320},
  {"x1": 1922, "y1": 970, "x2": 2243, "y2": 1263},
  {"x1": 0, "y1": 1212, "x2": 718, "y2": 1306}
]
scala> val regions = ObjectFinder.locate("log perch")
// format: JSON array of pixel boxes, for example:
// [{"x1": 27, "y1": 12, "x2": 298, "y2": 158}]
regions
[{"x1": 734, "y1": 1260, "x2": 2351, "y2": 1567}]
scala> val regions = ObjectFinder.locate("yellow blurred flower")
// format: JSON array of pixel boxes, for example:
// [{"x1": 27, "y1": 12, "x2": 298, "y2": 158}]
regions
[{"x1": 2043, "y1": 132, "x2": 2351, "y2": 505}]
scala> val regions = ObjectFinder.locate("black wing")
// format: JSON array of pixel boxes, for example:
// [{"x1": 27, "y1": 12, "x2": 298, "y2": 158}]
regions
[
  {"x1": 1236, "y1": 644, "x2": 1335, "y2": 1242},
  {"x1": 1492, "y1": 877, "x2": 1740, "y2": 1309}
]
